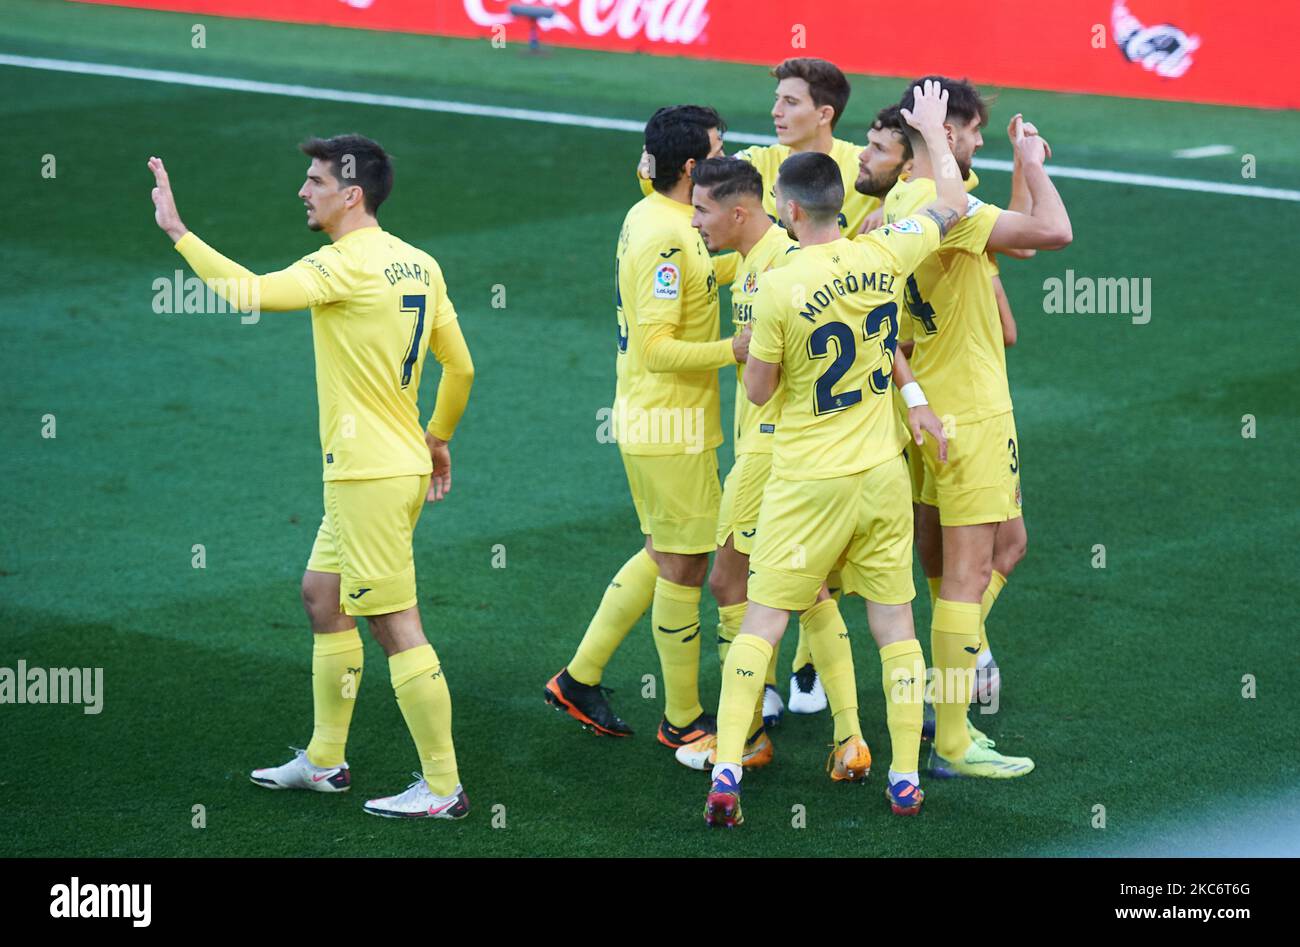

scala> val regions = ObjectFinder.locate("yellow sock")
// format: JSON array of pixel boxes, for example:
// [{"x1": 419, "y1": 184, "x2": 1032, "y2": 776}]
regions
[
  {"x1": 652, "y1": 578, "x2": 705, "y2": 727},
  {"x1": 802, "y1": 598, "x2": 859, "y2": 742},
  {"x1": 390, "y1": 644, "x2": 459, "y2": 796},
  {"x1": 717, "y1": 602, "x2": 764, "y2": 736},
  {"x1": 569, "y1": 549, "x2": 659, "y2": 685},
  {"x1": 717, "y1": 602, "x2": 746, "y2": 667},
  {"x1": 979, "y1": 570, "x2": 1007, "y2": 656},
  {"x1": 931, "y1": 599, "x2": 982, "y2": 761},
  {"x1": 926, "y1": 577, "x2": 942, "y2": 608},
  {"x1": 717, "y1": 634, "x2": 771, "y2": 765},
  {"x1": 880, "y1": 639, "x2": 925, "y2": 775},
  {"x1": 306, "y1": 627, "x2": 362, "y2": 768},
  {"x1": 764, "y1": 637, "x2": 780, "y2": 686}
]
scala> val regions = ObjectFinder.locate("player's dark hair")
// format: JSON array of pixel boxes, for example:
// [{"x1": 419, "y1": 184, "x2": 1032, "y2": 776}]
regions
[
  {"x1": 772, "y1": 58, "x2": 851, "y2": 130},
  {"x1": 691, "y1": 157, "x2": 763, "y2": 205},
  {"x1": 897, "y1": 76, "x2": 990, "y2": 144},
  {"x1": 776, "y1": 152, "x2": 844, "y2": 225},
  {"x1": 645, "y1": 105, "x2": 724, "y2": 193},
  {"x1": 872, "y1": 104, "x2": 912, "y2": 161},
  {"x1": 299, "y1": 134, "x2": 394, "y2": 215}
]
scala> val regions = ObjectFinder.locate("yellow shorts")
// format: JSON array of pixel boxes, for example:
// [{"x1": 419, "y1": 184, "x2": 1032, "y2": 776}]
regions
[
  {"x1": 716, "y1": 451, "x2": 773, "y2": 555},
  {"x1": 621, "y1": 449, "x2": 721, "y2": 555},
  {"x1": 748, "y1": 453, "x2": 914, "y2": 612},
  {"x1": 306, "y1": 473, "x2": 430, "y2": 617},
  {"x1": 902, "y1": 441, "x2": 928, "y2": 504},
  {"x1": 920, "y1": 410, "x2": 1023, "y2": 527}
]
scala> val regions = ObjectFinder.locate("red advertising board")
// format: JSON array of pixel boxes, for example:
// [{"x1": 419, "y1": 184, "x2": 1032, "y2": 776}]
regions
[{"x1": 72, "y1": 0, "x2": 1298, "y2": 110}]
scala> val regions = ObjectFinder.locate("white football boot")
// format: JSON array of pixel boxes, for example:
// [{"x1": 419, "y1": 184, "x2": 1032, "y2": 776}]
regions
[
  {"x1": 761, "y1": 684, "x2": 785, "y2": 728},
  {"x1": 788, "y1": 663, "x2": 828, "y2": 714},
  {"x1": 363, "y1": 773, "x2": 470, "y2": 820},
  {"x1": 250, "y1": 747, "x2": 350, "y2": 792}
]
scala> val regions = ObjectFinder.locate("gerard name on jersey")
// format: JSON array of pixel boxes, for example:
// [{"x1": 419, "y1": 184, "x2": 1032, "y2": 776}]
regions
[{"x1": 383, "y1": 259, "x2": 435, "y2": 287}]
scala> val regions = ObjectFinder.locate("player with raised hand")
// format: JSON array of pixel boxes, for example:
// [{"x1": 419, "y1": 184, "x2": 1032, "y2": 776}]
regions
[
  {"x1": 148, "y1": 134, "x2": 475, "y2": 819},
  {"x1": 702, "y1": 80, "x2": 960, "y2": 828},
  {"x1": 885, "y1": 77, "x2": 1072, "y2": 780},
  {"x1": 673, "y1": 157, "x2": 875, "y2": 780},
  {"x1": 544, "y1": 106, "x2": 747, "y2": 753}
]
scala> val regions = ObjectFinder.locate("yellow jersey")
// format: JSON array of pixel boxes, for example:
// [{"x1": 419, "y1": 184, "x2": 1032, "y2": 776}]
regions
[
  {"x1": 749, "y1": 218, "x2": 942, "y2": 481},
  {"x1": 730, "y1": 223, "x2": 799, "y2": 455},
  {"x1": 734, "y1": 138, "x2": 879, "y2": 237},
  {"x1": 884, "y1": 177, "x2": 1009, "y2": 424},
  {"x1": 273, "y1": 226, "x2": 458, "y2": 481},
  {"x1": 614, "y1": 190, "x2": 727, "y2": 455}
]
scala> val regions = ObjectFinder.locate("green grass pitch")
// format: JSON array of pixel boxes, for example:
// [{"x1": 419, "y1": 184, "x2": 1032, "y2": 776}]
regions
[{"x1": 1, "y1": 0, "x2": 1298, "y2": 857}]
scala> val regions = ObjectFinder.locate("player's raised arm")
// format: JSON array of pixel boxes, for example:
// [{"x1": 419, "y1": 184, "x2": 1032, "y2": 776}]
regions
[
  {"x1": 900, "y1": 80, "x2": 966, "y2": 234},
  {"x1": 995, "y1": 114, "x2": 1041, "y2": 260},
  {"x1": 985, "y1": 121, "x2": 1072, "y2": 252},
  {"x1": 148, "y1": 156, "x2": 317, "y2": 312}
]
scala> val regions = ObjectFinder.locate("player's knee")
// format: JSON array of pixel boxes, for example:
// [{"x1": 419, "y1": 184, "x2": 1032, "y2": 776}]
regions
[
  {"x1": 301, "y1": 572, "x2": 338, "y2": 626},
  {"x1": 663, "y1": 553, "x2": 708, "y2": 588},
  {"x1": 995, "y1": 537, "x2": 1027, "y2": 577},
  {"x1": 706, "y1": 566, "x2": 729, "y2": 603}
]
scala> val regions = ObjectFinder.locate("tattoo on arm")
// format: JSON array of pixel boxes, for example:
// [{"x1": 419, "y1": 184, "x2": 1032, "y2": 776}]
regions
[{"x1": 923, "y1": 206, "x2": 960, "y2": 237}]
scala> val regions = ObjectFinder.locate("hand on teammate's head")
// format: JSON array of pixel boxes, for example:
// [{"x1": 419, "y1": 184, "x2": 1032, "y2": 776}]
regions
[{"x1": 900, "y1": 79, "x2": 949, "y2": 133}]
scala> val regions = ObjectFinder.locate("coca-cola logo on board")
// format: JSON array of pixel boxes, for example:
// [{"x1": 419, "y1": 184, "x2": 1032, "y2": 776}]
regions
[{"x1": 464, "y1": 0, "x2": 709, "y2": 44}]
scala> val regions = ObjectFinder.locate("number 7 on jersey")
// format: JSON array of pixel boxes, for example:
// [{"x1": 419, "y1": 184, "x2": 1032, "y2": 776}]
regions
[{"x1": 399, "y1": 294, "x2": 427, "y2": 388}]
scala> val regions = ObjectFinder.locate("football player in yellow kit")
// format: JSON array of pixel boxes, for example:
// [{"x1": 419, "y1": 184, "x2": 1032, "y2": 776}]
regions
[
  {"x1": 703, "y1": 81, "x2": 960, "y2": 827},
  {"x1": 886, "y1": 77, "x2": 1072, "y2": 780},
  {"x1": 545, "y1": 107, "x2": 747, "y2": 752},
  {"x1": 148, "y1": 135, "x2": 475, "y2": 819},
  {"x1": 671, "y1": 157, "x2": 876, "y2": 782}
]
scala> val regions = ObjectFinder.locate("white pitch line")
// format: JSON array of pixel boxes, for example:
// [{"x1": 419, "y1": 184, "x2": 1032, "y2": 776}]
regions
[
  {"x1": 1173, "y1": 144, "x2": 1235, "y2": 159},
  {"x1": 3, "y1": 53, "x2": 1298, "y2": 203}
]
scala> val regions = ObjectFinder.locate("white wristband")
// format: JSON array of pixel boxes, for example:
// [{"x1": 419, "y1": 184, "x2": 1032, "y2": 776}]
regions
[{"x1": 900, "y1": 382, "x2": 928, "y2": 408}]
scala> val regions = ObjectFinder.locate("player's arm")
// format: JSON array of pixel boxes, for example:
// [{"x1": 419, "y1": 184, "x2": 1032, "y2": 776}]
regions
[
  {"x1": 642, "y1": 324, "x2": 744, "y2": 371},
  {"x1": 148, "y1": 157, "x2": 323, "y2": 312},
  {"x1": 859, "y1": 206, "x2": 885, "y2": 234},
  {"x1": 900, "y1": 80, "x2": 966, "y2": 235},
  {"x1": 890, "y1": 344, "x2": 947, "y2": 462},
  {"x1": 992, "y1": 271, "x2": 1017, "y2": 347},
  {"x1": 996, "y1": 114, "x2": 1039, "y2": 260},
  {"x1": 635, "y1": 241, "x2": 740, "y2": 372},
  {"x1": 712, "y1": 251, "x2": 739, "y2": 287},
  {"x1": 422, "y1": 282, "x2": 474, "y2": 504},
  {"x1": 636, "y1": 149, "x2": 654, "y2": 197},
  {"x1": 744, "y1": 277, "x2": 783, "y2": 405},
  {"x1": 985, "y1": 122, "x2": 1071, "y2": 253}
]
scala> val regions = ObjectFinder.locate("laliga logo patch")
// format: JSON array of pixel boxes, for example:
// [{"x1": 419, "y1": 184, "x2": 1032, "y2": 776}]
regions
[
  {"x1": 890, "y1": 218, "x2": 923, "y2": 235},
  {"x1": 743, "y1": 271, "x2": 758, "y2": 294},
  {"x1": 653, "y1": 262, "x2": 680, "y2": 299},
  {"x1": 965, "y1": 194, "x2": 984, "y2": 217}
]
